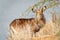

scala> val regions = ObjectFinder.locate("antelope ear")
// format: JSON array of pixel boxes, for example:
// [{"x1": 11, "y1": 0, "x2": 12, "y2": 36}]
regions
[
  {"x1": 43, "y1": 6, "x2": 46, "y2": 11},
  {"x1": 32, "y1": 8, "x2": 36, "y2": 13}
]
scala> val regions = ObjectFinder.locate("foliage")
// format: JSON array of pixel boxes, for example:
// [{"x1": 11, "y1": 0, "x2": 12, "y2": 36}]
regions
[
  {"x1": 56, "y1": 31, "x2": 60, "y2": 36},
  {"x1": 19, "y1": 0, "x2": 58, "y2": 17}
]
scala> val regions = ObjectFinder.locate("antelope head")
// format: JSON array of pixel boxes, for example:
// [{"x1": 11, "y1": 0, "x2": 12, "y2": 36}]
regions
[{"x1": 32, "y1": 6, "x2": 46, "y2": 21}]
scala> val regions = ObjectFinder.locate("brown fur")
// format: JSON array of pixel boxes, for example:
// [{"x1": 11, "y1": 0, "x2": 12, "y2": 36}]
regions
[
  {"x1": 10, "y1": 18, "x2": 37, "y2": 33},
  {"x1": 9, "y1": 6, "x2": 46, "y2": 37}
]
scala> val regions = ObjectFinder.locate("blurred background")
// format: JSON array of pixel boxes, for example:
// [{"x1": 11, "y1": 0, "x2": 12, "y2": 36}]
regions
[{"x1": 0, "y1": 0, "x2": 60, "y2": 40}]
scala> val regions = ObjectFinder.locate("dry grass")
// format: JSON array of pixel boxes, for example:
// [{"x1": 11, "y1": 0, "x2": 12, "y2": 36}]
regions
[{"x1": 32, "y1": 35, "x2": 59, "y2": 40}]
